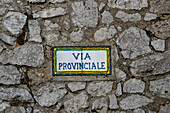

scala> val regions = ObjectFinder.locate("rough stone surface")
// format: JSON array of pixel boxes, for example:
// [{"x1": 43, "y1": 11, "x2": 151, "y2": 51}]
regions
[
  {"x1": 159, "y1": 104, "x2": 170, "y2": 113},
  {"x1": 0, "y1": 87, "x2": 33, "y2": 102},
  {"x1": 133, "y1": 109, "x2": 145, "y2": 113},
  {"x1": 115, "y1": 68, "x2": 126, "y2": 81},
  {"x1": 92, "y1": 97, "x2": 108, "y2": 113},
  {"x1": 32, "y1": 82, "x2": 67, "y2": 107},
  {"x1": 2, "y1": 12, "x2": 27, "y2": 35},
  {"x1": 33, "y1": 8, "x2": 66, "y2": 18},
  {"x1": 0, "y1": 43, "x2": 44, "y2": 67},
  {"x1": 0, "y1": 0, "x2": 13, "y2": 4},
  {"x1": 115, "y1": 11, "x2": 141, "y2": 22},
  {"x1": 99, "y1": 2, "x2": 105, "y2": 11},
  {"x1": 0, "y1": 45, "x2": 3, "y2": 52},
  {"x1": 94, "y1": 26, "x2": 117, "y2": 42},
  {"x1": 87, "y1": 81, "x2": 113, "y2": 96},
  {"x1": 108, "y1": 0, "x2": 148, "y2": 10},
  {"x1": 4, "y1": 106, "x2": 26, "y2": 113},
  {"x1": 149, "y1": 77, "x2": 170, "y2": 99},
  {"x1": 123, "y1": 79, "x2": 145, "y2": 93},
  {"x1": 0, "y1": 65, "x2": 21, "y2": 85},
  {"x1": 28, "y1": 20, "x2": 42, "y2": 42},
  {"x1": 71, "y1": 0, "x2": 98, "y2": 28},
  {"x1": 64, "y1": 92, "x2": 89, "y2": 113},
  {"x1": 130, "y1": 50, "x2": 170, "y2": 76},
  {"x1": 116, "y1": 83, "x2": 122, "y2": 96},
  {"x1": 0, "y1": 103, "x2": 10, "y2": 112},
  {"x1": 0, "y1": 33, "x2": 16, "y2": 45},
  {"x1": 108, "y1": 94, "x2": 119, "y2": 109},
  {"x1": 151, "y1": 39, "x2": 165, "y2": 51},
  {"x1": 50, "y1": 0, "x2": 67, "y2": 3},
  {"x1": 144, "y1": 13, "x2": 157, "y2": 21},
  {"x1": 116, "y1": 27, "x2": 152, "y2": 59},
  {"x1": 101, "y1": 11, "x2": 113, "y2": 24},
  {"x1": 70, "y1": 30, "x2": 84, "y2": 42},
  {"x1": 68, "y1": 82, "x2": 86, "y2": 92},
  {"x1": 120, "y1": 95, "x2": 153, "y2": 110},
  {"x1": 29, "y1": 0, "x2": 45, "y2": 3}
]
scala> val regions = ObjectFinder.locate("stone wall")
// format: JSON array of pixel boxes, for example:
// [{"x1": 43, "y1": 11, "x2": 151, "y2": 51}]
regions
[{"x1": 0, "y1": 0, "x2": 170, "y2": 113}]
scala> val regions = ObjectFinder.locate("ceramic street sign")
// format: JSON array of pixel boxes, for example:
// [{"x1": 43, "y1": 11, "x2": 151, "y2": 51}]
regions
[{"x1": 52, "y1": 46, "x2": 111, "y2": 75}]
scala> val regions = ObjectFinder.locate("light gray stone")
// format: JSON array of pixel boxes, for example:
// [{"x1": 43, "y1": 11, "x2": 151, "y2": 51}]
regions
[
  {"x1": 2, "y1": 12, "x2": 27, "y2": 35},
  {"x1": 94, "y1": 26, "x2": 117, "y2": 42},
  {"x1": 116, "y1": 27, "x2": 152, "y2": 59},
  {"x1": 144, "y1": 13, "x2": 157, "y2": 21},
  {"x1": 0, "y1": 103, "x2": 10, "y2": 112},
  {"x1": 4, "y1": 106, "x2": 26, "y2": 113},
  {"x1": 115, "y1": 11, "x2": 141, "y2": 22},
  {"x1": 133, "y1": 109, "x2": 145, "y2": 113},
  {"x1": 70, "y1": 30, "x2": 84, "y2": 42},
  {"x1": 114, "y1": 46, "x2": 119, "y2": 62},
  {"x1": 148, "y1": 110, "x2": 156, "y2": 113},
  {"x1": 120, "y1": 95, "x2": 153, "y2": 110},
  {"x1": 0, "y1": 43, "x2": 44, "y2": 67},
  {"x1": 64, "y1": 92, "x2": 89, "y2": 113},
  {"x1": 0, "y1": 45, "x2": 3, "y2": 52},
  {"x1": 0, "y1": 0, "x2": 13, "y2": 4},
  {"x1": 151, "y1": 39, "x2": 165, "y2": 51},
  {"x1": 112, "y1": 111, "x2": 126, "y2": 113},
  {"x1": 50, "y1": 0, "x2": 67, "y2": 3},
  {"x1": 92, "y1": 97, "x2": 108, "y2": 113},
  {"x1": 99, "y1": 2, "x2": 105, "y2": 11},
  {"x1": 130, "y1": 50, "x2": 170, "y2": 76},
  {"x1": 71, "y1": 0, "x2": 98, "y2": 28},
  {"x1": 159, "y1": 104, "x2": 170, "y2": 113},
  {"x1": 101, "y1": 10, "x2": 113, "y2": 24},
  {"x1": 0, "y1": 87, "x2": 33, "y2": 102},
  {"x1": 0, "y1": 65, "x2": 21, "y2": 85},
  {"x1": 68, "y1": 82, "x2": 86, "y2": 92},
  {"x1": 116, "y1": 83, "x2": 122, "y2": 96},
  {"x1": 87, "y1": 81, "x2": 113, "y2": 96},
  {"x1": 29, "y1": 0, "x2": 45, "y2": 3},
  {"x1": 123, "y1": 79, "x2": 145, "y2": 93},
  {"x1": 0, "y1": 8, "x2": 6, "y2": 15},
  {"x1": 33, "y1": 7, "x2": 66, "y2": 18},
  {"x1": 115, "y1": 68, "x2": 126, "y2": 81},
  {"x1": 28, "y1": 20, "x2": 42, "y2": 42},
  {"x1": 32, "y1": 82, "x2": 67, "y2": 107},
  {"x1": 149, "y1": 77, "x2": 170, "y2": 99},
  {"x1": 108, "y1": 0, "x2": 148, "y2": 10},
  {"x1": 109, "y1": 94, "x2": 119, "y2": 109},
  {"x1": 0, "y1": 33, "x2": 16, "y2": 45}
]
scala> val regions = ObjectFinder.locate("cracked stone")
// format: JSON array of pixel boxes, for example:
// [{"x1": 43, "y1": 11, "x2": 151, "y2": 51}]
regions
[
  {"x1": 130, "y1": 50, "x2": 170, "y2": 76},
  {"x1": 116, "y1": 27, "x2": 152, "y2": 59},
  {"x1": 115, "y1": 11, "x2": 141, "y2": 22},
  {"x1": 29, "y1": 0, "x2": 45, "y2": 3},
  {"x1": 151, "y1": 39, "x2": 165, "y2": 51},
  {"x1": 4, "y1": 106, "x2": 26, "y2": 113},
  {"x1": 33, "y1": 7, "x2": 66, "y2": 18},
  {"x1": 71, "y1": 0, "x2": 98, "y2": 28},
  {"x1": 92, "y1": 97, "x2": 108, "y2": 113},
  {"x1": 0, "y1": 87, "x2": 33, "y2": 102},
  {"x1": 120, "y1": 95, "x2": 153, "y2": 110},
  {"x1": 68, "y1": 82, "x2": 86, "y2": 92},
  {"x1": 149, "y1": 77, "x2": 170, "y2": 99},
  {"x1": 2, "y1": 12, "x2": 27, "y2": 35},
  {"x1": 70, "y1": 30, "x2": 84, "y2": 42},
  {"x1": 101, "y1": 10, "x2": 113, "y2": 25},
  {"x1": 0, "y1": 65, "x2": 21, "y2": 85},
  {"x1": 133, "y1": 109, "x2": 145, "y2": 113},
  {"x1": 0, "y1": 43, "x2": 44, "y2": 67},
  {"x1": 87, "y1": 81, "x2": 113, "y2": 96},
  {"x1": 144, "y1": 13, "x2": 157, "y2": 21},
  {"x1": 116, "y1": 83, "x2": 122, "y2": 96},
  {"x1": 0, "y1": 33, "x2": 16, "y2": 45},
  {"x1": 159, "y1": 104, "x2": 170, "y2": 113},
  {"x1": 108, "y1": 94, "x2": 119, "y2": 109},
  {"x1": 123, "y1": 79, "x2": 145, "y2": 93},
  {"x1": 32, "y1": 82, "x2": 67, "y2": 107},
  {"x1": 115, "y1": 68, "x2": 126, "y2": 81},
  {"x1": 64, "y1": 92, "x2": 88, "y2": 113},
  {"x1": 108, "y1": 0, "x2": 148, "y2": 10},
  {"x1": 0, "y1": 103, "x2": 10, "y2": 112}
]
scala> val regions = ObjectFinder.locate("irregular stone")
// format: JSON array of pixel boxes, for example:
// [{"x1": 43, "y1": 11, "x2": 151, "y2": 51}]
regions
[
  {"x1": 112, "y1": 111, "x2": 126, "y2": 113},
  {"x1": 87, "y1": 81, "x2": 113, "y2": 96},
  {"x1": 108, "y1": 94, "x2": 119, "y2": 109},
  {"x1": 0, "y1": 87, "x2": 33, "y2": 102},
  {"x1": 116, "y1": 27, "x2": 152, "y2": 59},
  {"x1": 116, "y1": 83, "x2": 122, "y2": 96},
  {"x1": 28, "y1": 20, "x2": 42, "y2": 42},
  {"x1": 120, "y1": 95, "x2": 153, "y2": 110},
  {"x1": 0, "y1": 0, "x2": 13, "y2": 4},
  {"x1": 0, "y1": 65, "x2": 21, "y2": 85},
  {"x1": 94, "y1": 26, "x2": 117, "y2": 42},
  {"x1": 150, "y1": 0, "x2": 170, "y2": 14},
  {"x1": 149, "y1": 77, "x2": 170, "y2": 99},
  {"x1": 0, "y1": 103, "x2": 10, "y2": 112},
  {"x1": 114, "y1": 46, "x2": 119, "y2": 62},
  {"x1": 147, "y1": 19, "x2": 170, "y2": 39},
  {"x1": 133, "y1": 109, "x2": 145, "y2": 113},
  {"x1": 71, "y1": 0, "x2": 98, "y2": 28},
  {"x1": 99, "y1": 2, "x2": 105, "y2": 11},
  {"x1": 50, "y1": 0, "x2": 67, "y2": 3},
  {"x1": 144, "y1": 13, "x2": 157, "y2": 21},
  {"x1": 33, "y1": 106, "x2": 52, "y2": 113},
  {"x1": 115, "y1": 11, "x2": 141, "y2": 22},
  {"x1": 148, "y1": 110, "x2": 156, "y2": 113},
  {"x1": 4, "y1": 106, "x2": 26, "y2": 113},
  {"x1": 0, "y1": 45, "x2": 3, "y2": 52},
  {"x1": 68, "y1": 82, "x2": 86, "y2": 92},
  {"x1": 115, "y1": 68, "x2": 126, "y2": 81},
  {"x1": 101, "y1": 10, "x2": 113, "y2": 24},
  {"x1": 159, "y1": 104, "x2": 170, "y2": 113},
  {"x1": 32, "y1": 82, "x2": 67, "y2": 107},
  {"x1": 0, "y1": 33, "x2": 16, "y2": 45},
  {"x1": 151, "y1": 39, "x2": 165, "y2": 51},
  {"x1": 130, "y1": 50, "x2": 170, "y2": 76},
  {"x1": 0, "y1": 8, "x2": 6, "y2": 15},
  {"x1": 33, "y1": 7, "x2": 66, "y2": 18},
  {"x1": 108, "y1": 0, "x2": 148, "y2": 10},
  {"x1": 92, "y1": 97, "x2": 108, "y2": 113},
  {"x1": 123, "y1": 79, "x2": 145, "y2": 93},
  {"x1": 0, "y1": 43, "x2": 44, "y2": 67},
  {"x1": 70, "y1": 30, "x2": 84, "y2": 42},
  {"x1": 2, "y1": 12, "x2": 27, "y2": 35},
  {"x1": 64, "y1": 92, "x2": 88, "y2": 113},
  {"x1": 29, "y1": 0, "x2": 45, "y2": 3}
]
